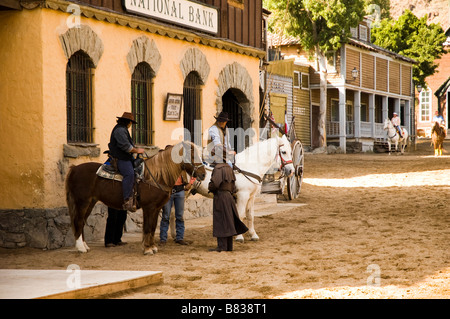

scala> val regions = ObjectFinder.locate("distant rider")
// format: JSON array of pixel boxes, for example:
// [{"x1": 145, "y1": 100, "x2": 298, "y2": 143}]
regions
[
  {"x1": 391, "y1": 112, "x2": 402, "y2": 138},
  {"x1": 432, "y1": 111, "x2": 445, "y2": 127}
]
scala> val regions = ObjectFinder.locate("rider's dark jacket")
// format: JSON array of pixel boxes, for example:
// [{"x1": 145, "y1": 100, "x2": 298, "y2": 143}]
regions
[{"x1": 108, "y1": 124, "x2": 134, "y2": 161}]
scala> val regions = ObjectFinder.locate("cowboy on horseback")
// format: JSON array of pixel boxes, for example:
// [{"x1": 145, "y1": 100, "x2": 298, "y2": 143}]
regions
[
  {"x1": 207, "y1": 112, "x2": 236, "y2": 167},
  {"x1": 391, "y1": 112, "x2": 403, "y2": 138},
  {"x1": 108, "y1": 112, "x2": 145, "y2": 212},
  {"x1": 433, "y1": 111, "x2": 446, "y2": 128}
]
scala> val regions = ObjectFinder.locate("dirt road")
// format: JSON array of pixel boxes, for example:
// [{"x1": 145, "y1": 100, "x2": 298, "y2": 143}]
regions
[{"x1": 1, "y1": 139, "x2": 449, "y2": 299}]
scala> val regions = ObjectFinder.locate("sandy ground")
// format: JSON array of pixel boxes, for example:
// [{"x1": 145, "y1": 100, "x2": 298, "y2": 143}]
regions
[{"x1": 0, "y1": 139, "x2": 449, "y2": 299}]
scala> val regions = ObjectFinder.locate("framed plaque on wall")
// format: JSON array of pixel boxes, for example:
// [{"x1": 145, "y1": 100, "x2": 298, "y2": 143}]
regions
[{"x1": 164, "y1": 93, "x2": 183, "y2": 121}]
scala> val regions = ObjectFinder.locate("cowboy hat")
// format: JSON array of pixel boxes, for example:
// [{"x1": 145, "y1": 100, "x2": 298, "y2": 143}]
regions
[
  {"x1": 117, "y1": 112, "x2": 137, "y2": 123},
  {"x1": 214, "y1": 111, "x2": 231, "y2": 122}
]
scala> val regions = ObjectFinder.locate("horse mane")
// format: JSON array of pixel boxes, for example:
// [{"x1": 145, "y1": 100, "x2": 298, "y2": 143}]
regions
[
  {"x1": 235, "y1": 137, "x2": 274, "y2": 160},
  {"x1": 144, "y1": 144, "x2": 182, "y2": 188},
  {"x1": 431, "y1": 122, "x2": 441, "y2": 135},
  {"x1": 144, "y1": 141, "x2": 200, "y2": 188},
  {"x1": 234, "y1": 137, "x2": 280, "y2": 171}
]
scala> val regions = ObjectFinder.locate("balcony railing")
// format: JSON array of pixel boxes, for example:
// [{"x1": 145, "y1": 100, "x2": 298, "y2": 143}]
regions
[
  {"x1": 360, "y1": 122, "x2": 372, "y2": 137},
  {"x1": 327, "y1": 121, "x2": 387, "y2": 140},
  {"x1": 327, "y1": 121, "x2": 354, "y2": 137},
  {"x1": 375, "y1": 123, "x2": 385, "y2": 139}
]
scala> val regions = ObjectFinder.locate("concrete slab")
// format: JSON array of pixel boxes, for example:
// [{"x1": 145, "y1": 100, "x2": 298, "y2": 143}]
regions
[{"x1": 0, "y1": 269, "x2": 162, "y2": 299}]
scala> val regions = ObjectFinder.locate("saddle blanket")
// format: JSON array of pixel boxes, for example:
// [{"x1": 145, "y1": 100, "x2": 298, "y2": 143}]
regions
[{"x1": 96, "y1": 163, "x2": 145, "y2": 182}]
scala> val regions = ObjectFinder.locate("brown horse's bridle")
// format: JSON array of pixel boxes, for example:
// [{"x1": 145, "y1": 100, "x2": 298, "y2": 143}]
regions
[
  {"x1": 182, "y1": 162, "x2": 204, "y2": 179},
  {"x1": 142, "y1": 159, "x2": 204, "y2": 193}
]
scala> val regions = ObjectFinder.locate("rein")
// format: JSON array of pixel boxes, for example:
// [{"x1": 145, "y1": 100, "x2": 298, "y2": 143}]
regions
[
  {"x1": 385, "y1": 123, "x2": 399, "y2": 140},
  {"x1": 232, "y1": 164, "x2": 262, "y2": 184},
  {"x1": 231, "y1": 141, "x2": 292, "y2": 185},
  {"x1": 141, "y1": 153, "x2": 204, "y2": 193},
  {"x1": 141, "y1": 160, "x2": 171, "y2": 192},
  {"x1": 388, "y1": 131, "x2": 397, "y2": 139}
]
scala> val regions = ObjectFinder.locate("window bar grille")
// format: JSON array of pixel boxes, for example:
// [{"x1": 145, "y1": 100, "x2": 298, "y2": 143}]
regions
[
  {"x1": 66, "y1": 51, "x2": 93, "y2": 143},
  {"x1": 183, "y1": 72, "x2": 202, "y2": 145},
  {"x1": 131, "y1": 63, "x2": 153, "y2": 146}
]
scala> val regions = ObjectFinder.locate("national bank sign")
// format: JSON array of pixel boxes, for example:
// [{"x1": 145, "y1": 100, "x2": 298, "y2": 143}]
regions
[{"x1": 123, "y1": 0, "x2": 219, "y2": 34}]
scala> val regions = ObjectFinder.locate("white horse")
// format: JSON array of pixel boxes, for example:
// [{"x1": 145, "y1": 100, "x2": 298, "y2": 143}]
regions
[
  {"x1": 383, "y1": 118, "x2": 409, "y2": 155},
  {"x1": 189, "y1": 134, "x2": 295, "y2": 242}
]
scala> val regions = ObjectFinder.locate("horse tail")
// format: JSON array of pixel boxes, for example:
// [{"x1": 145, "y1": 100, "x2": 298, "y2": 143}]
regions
[{"x1": 65, "y1": 165, "x2": 77, "y2": 232}]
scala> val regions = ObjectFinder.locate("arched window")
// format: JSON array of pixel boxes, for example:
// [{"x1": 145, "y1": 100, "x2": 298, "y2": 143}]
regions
[
  {"x1": 66, "y1": 50, "x2": 94, "y2": 143},
  {"x1": 183, "y1": 71, "x2": 202, "y2": 146},
  {"x1": 131, "y1": 62, "x2": 154, "y2": 146},
  {"x1": 419, "y1": 87, "x2": 432, "y2": 122}
]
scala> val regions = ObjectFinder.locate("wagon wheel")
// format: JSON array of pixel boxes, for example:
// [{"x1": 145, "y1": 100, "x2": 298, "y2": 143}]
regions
[{"x1": 286, "y1": 139, "x2": 304, "y2": 200}]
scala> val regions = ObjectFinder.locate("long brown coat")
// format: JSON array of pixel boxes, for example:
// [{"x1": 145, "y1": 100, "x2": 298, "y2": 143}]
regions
[{"x1": 208, "y1": 164, "x2": 248, "y2": 238}]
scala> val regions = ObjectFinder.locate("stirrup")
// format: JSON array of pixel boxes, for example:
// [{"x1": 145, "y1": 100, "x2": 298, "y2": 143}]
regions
[{"x1": 123, "y1": 197, "x2": 136, "y2": 212}]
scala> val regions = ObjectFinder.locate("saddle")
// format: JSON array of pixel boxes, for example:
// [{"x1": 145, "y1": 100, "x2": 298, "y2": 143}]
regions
[{"x1": 96, "y1": 155, "x2": 145, "y2": 182}]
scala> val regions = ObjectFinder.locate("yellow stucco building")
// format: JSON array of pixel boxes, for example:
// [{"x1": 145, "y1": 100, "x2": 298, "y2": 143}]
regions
[{"x1": 0, "y1": 0, "x2": 266, "y2": 248}]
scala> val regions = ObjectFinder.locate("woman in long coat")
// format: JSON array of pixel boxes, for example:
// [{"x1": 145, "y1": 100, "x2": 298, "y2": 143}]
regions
[{"x1": 208, "y1": 163, "x2": 248, "y2": 251}]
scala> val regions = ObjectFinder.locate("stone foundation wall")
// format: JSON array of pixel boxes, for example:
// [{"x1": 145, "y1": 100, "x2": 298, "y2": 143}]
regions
[{"x1": 0, "y1": 196, "x2": 213, "y2": 250}]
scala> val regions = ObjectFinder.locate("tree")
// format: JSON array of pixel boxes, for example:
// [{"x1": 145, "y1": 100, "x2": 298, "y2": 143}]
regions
[
  {"x1": 264, "y1": 0, "x2": 365, "y2": 148},
  {"x1": 371, "y1": 10, "x2": 447, "y2": 88}
]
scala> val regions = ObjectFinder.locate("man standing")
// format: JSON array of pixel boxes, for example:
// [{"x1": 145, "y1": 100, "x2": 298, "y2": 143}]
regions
[
  {"x1": 159, "y1": 175, "x2": 195, "y2": 246},
  {"x1": 208, "y1": 161, "x2": 248, "y2": 252},
  {"x1": 104, "y1": 207, "x2": 127, "y2": 247},
  {"x1": 108, "y1": 112, "x2": 144, "y2": 212}
]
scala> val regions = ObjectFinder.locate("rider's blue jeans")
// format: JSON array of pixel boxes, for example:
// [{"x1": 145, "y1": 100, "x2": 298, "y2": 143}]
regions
[
  {"x1": 395, "y1": 125, "x2": 403, "y2": 137},
  {"x1": 117, "y1": 159, "x2": 134, "y2": 201},
  {"x1": 160, "y1": 190, "x2": 185, "y2": 242}
]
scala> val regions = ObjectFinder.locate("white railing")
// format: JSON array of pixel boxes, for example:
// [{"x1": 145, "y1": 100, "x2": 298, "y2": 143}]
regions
[
  {"x1": 327, "y1": 121, "x2": 354, "y2": 137},
  {"x1": 360, "y1": 122, "x2": 372, "y2": 137},
  {"x1": 328, "y1": 121, "x2": 386, "y2": 140},
  {"x1": 375, "y1": 123, "x2": 385, "y2": 139},
  {"x1": 327, "y1": 121, "x2": 340, "y2": 137}
]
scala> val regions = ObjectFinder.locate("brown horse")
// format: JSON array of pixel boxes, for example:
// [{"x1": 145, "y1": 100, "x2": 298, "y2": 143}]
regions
[
  {"x1": 431, "y1": 122, "x2": 446, "y2": 157},
  {"x1": 65, "y1": 141, "x2": 206, "y2": 255}
]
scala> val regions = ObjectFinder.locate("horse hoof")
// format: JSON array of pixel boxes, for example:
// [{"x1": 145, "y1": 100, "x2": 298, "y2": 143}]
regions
[
  {"x1": 251, "y1": 237, "x2": 260, "y2": 241},
  {"x1": 75, "y1": 237, "x2": 88, "y2": 253},
  {"x1": 152, "y1": 246, "x2": 158, "y2": 254},
  {"x1": 235, "y1": 237, "x2": 244, "y2": 243},
  {"x1": 143, "y1": 248, "x2": 154, "y2": 256}
]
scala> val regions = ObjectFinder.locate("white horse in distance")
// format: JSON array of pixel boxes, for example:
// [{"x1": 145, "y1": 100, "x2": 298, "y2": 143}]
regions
[{"x1": 383, "y1": 118, "x2": 409, "y2": 155}]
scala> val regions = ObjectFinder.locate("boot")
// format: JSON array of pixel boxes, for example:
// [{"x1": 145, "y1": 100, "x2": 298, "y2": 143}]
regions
[{"x1": 122, "y1": 197, "x2": 136, "y2": 212}]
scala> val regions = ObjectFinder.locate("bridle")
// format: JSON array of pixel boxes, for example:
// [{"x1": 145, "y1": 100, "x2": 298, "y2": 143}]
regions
[
  {"x1": 277, "y1": 143, "x2": 293, "y2": 169},
  {"x1": 234, "y1": 141, "x2": 293, "y2": 185},
  {"x1": 182, "y1": 161, "x2": 205, "y2": 179},
  {"x1": 141, "y1": 152, "x2": 204, "y2": 193},
  {"x1": 384, "y1": 121, "x2": 398, "y2": 140},
  {"x1": 181, "y1": 145, "x2": 205, "y2": 179}
]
